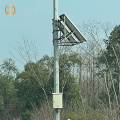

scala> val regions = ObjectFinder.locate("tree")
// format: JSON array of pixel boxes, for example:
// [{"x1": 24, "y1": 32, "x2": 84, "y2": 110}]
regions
[
  {"x1": 0, "y1": 59, "x2": 18, "y2": 119},
  {"x1": 15, "y1": 60, "x2": 51, "y2": 119},
  {"x1": 105, "y1": 25, "x2": 120, "y2": 97},
  {"x1": 15, "y1": 52, "x2": 82, "y2": 119},
  {"x1": 97, "y1": 25, "x2": 120, "y2": 113},
  {"x1": 0, "y1": 58, "x2": 18, "y2": 78}
]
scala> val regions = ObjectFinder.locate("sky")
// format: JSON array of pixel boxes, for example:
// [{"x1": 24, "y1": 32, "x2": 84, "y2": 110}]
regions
[{"x1": 0, "y1": 0, "x2": 120, "y2": 71}]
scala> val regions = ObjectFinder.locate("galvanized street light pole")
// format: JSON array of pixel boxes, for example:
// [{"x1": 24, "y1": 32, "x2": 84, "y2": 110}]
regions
[
  {"x1": 53, "y1": 0, "x2": 60, "y2": 120},
  {"x1": 52, "y1": 1, "x2": 87, "y2": 120}
]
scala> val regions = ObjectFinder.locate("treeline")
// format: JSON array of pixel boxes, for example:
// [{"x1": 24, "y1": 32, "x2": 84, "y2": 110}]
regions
[
  {"x1": 0, "y1": 24, "x2": 120, "y2": 120},
  {"x1": 0, "y1": 53, "x2": 81, "y2": 120}
]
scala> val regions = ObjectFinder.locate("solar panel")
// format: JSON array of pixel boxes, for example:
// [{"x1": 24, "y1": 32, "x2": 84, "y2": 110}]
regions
[{"x1": 59, "y1": 14, "x2": 87, "y2": 43}]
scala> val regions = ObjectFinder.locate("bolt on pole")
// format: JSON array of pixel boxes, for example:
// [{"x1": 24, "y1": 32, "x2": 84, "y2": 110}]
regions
[{"x1": 53, "y1": 0, "x2": 60, "y2": 120}]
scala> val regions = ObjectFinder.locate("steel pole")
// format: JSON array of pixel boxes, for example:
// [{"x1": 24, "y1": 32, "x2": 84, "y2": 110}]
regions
[{"x1": 53, "y1": 0, "x2": 60, "y2": 120}]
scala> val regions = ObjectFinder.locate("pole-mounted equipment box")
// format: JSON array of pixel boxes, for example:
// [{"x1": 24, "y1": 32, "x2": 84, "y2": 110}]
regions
[{"x1": 52, "y1": 93, "x2": 63, "y2": 108}]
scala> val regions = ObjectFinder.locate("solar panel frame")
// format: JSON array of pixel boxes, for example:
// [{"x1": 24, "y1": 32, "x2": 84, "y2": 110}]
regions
[{"x1": 59, "y1": 14, "x2": 87, "y2": 43}]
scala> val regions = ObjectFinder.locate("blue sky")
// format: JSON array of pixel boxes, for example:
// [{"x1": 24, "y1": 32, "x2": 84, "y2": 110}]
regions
[{"x1": 0, "y1": 0, "x2": 120, "y2": 71}]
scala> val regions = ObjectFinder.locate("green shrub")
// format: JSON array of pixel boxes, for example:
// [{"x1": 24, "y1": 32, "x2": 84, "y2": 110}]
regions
[
  {"x1": 63, "y1": 110, "x2": 104, "y2": 120},
  {"x1": 63, "y1": 112, "x2": 87, "y2": 120}
]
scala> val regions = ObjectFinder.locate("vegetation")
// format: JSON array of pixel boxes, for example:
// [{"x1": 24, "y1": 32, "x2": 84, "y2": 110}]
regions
[{"x1": 0, "y1": 24, "x2": 120, "y2": 120}]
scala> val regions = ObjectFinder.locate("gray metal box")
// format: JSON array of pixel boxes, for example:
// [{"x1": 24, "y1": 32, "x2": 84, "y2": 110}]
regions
[{"x1": 52, "y1": 93, "x2": 63, "y2": 108}]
